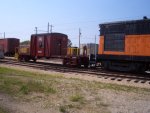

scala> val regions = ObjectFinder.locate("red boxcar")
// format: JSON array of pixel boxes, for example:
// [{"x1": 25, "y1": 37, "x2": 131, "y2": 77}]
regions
[
  {"x1": 30, "y1": 33, "x2": 68, "y2": 59},
  {"x1": 0, "y1": 38, "x2": 20, "y2": 56}
]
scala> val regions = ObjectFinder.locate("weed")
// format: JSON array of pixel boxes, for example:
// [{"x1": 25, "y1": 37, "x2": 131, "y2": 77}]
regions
[
  {"x1": 27, "y1": 80, "x2": 45, "y2": 92},
  {"x1": 59, "y1": 105, "x2": 67, "y2": 113},
  {"x1": 0, "y1": 106, "x2": 9, "y2": 113},
  {"x1": 70, "y1": 94, "x2": 84, "y2": 102},
  {"x1": 46, "y1": 87, "x2": 56, "y2": 94},
  {"x1": 20, "y1": 85, "x2": 29, "y2": 94}
]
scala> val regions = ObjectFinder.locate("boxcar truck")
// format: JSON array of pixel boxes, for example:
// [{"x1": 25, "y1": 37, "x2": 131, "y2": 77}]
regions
[
  {"x1": 0, "y1": 45, "x2": 4, "y2": 59},
  {"x1": 97, "y1": 18, "x2": 150, "y2": 72}
]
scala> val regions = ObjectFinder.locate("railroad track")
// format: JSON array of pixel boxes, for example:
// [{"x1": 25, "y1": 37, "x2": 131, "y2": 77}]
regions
[{"x1": 1, "y1": 58, "x2": 150, "y2": 85}]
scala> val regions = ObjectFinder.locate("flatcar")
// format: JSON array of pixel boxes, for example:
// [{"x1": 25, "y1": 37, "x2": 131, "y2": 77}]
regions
[
  {"x1": 0, "y1": 38, "x2": 19, "y2": 56},
  {"x1": 97, "y1": 18, "x2": 150, "y2": 72},
  {"x1": 16, "y1": 33, "x2": 68, "y2": 61}
]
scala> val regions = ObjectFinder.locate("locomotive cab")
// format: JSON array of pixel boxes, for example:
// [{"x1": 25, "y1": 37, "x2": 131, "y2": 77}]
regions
[{"x1": 98, "y1": 18, "x2": 150, "y2": 72}]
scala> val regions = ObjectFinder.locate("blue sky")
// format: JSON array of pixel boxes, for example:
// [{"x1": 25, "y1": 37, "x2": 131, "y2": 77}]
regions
[{"x1": 0, "y1": 0, "x2": 150, "y2": 46}]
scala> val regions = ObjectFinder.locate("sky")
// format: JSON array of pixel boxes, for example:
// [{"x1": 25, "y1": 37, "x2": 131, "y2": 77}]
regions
[{"x1": 0, "y1": 0, "x2": 150, "y2": 46}]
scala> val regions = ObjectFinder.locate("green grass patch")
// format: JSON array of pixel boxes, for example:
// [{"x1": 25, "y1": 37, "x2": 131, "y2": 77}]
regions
[
  {"x1": 20, "y1": 85, "x2": 29, "y2": 94},
  {"x1": 93, "y1": 81, "x2": 150, "y2": 94},
  {"x1": 59, "y1": 103, "x2": 83, "y2": 113},
  {"x1": 0, "y1": 76, "x2": 23, "y2": 94},
  {"x1": 0, "y1": 67, "x2": 57, "y2": 95},
  {"x1": 59, "y1": 105, "x2": 67, "y2": 113},
  {"x1": 59, "y1": 104, "x2": 79, "y2": 113},
  {"x1": 0, "y1": 66, "x2": 63, "y2": 79},
  {"x1": 70, "y1": 77, "x2": 150, "y2": 93},
  {"x1": 0, "y1": 106, "x2": 9, "y2": 113},
  {"x1": 70, "y1": 94, "x2": 84, "y2": 102}
]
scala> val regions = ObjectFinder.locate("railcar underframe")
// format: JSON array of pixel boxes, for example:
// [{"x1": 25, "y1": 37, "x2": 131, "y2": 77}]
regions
[{"x1": 97, "y1": 54, "x2": 150, "y2": 72}]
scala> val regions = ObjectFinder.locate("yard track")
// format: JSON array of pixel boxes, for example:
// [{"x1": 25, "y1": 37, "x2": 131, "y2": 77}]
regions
[{"x1": 1, "y1": 57, "x2": 150, "y2": 85}]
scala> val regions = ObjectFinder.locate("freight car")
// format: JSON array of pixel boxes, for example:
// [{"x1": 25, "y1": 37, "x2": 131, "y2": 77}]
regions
[
  {"x1": 0, "y1": 38, "x2": 19, "y2": 56},
  {"x1": 63, "y1": 46, "x2": 89, "y2": 67},
  {"x1": 97, "y1": 18, "x2": 150, "y2": 72},
  {"x1": 16, "y1": 33, "x2": 68, "y2": 61}
]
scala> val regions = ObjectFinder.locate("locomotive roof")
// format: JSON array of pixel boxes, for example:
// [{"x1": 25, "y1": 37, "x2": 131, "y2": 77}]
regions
[{"x1": 99, "y1": 18, "x2": 150, "y2": 27}]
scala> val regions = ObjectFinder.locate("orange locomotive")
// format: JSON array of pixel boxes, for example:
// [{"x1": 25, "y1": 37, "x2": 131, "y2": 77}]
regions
[{"x1": 98, "y1": 18, "x2": 150, "y2": 72}]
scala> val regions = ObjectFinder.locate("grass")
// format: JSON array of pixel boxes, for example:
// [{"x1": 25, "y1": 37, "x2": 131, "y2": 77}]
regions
[
  {"x1": 70, "y1": 94, "x2": 84, "y2": 102},
  {"x1": 59, "y1": 104, "x2": 81, "y2": 113},
  {"x1": 0, "y1": 66, "x2": 150, "y2": 113},
  {"x1": 69, "y1": 77, "x2": 150, "y2": 94},
  {"x1": 59, "y1": 105, "x2": 67, "y2": 113},
  {"x1": 0, "y1": 67, "x2": 57, "y2": 96},
  {"x1": 93, "y1": 81, "x2": 150, "y2": 94},
  {"x1": 0, "y1": 106, "x2": 9, "y2": 113}
]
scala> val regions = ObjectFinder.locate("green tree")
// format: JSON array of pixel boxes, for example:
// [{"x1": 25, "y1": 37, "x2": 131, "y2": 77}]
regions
[
  {"x1": 67, "y1": 39, "x2": 72, "y2": 47},
  {"x1": 20, "y1": 40, "x2": 30, "y2": 45}
]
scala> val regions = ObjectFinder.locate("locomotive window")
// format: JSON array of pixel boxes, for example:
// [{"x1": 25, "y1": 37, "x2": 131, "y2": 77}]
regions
[
  {"x1": 104, "y1": 33, "x2": 125, "y2": 51},
  {"x1": 144, "y1": 21, "x2": 150, "y2": 34},
  {"x1": 136, "y1": 21, "x2": 150, "y2": 34}
]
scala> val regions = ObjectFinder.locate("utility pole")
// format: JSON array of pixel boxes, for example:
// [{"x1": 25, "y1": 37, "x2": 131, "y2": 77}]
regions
[
  {"x1": 47, "y1": 23, "x2": 54, "y2": 33},
  {"x1": 47, "y1": 22, "x2": 50, "y2": 33},
  {"x1": 35, "y1": 27, "x2": 38, "y2": 34},
  {"x1": 79, "y1": 28, "x2": 81, "y2": 50},
  {"x1": 95, "y1": 35, "x2": 97, "y2": 62},
  {"x1": 4, "y1": 32, "x2": 5, "y2": 39},
  {"x1": 50, "y1": 24, "x2": 54, "y2": 33}
]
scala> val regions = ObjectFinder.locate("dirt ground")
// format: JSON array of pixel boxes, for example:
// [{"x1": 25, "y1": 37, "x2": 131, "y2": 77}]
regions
[
  {"x1": 0, "y1": 90, "x2": 150, "y2": 113},
  {"x1": 0, "y1": 64, "x2": 150, "y2": 113}
]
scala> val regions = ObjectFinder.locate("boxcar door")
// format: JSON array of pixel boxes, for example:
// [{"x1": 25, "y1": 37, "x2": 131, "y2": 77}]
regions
[
  {"x1": 56, "y1": 39, "x2": 61, "y2": 56},
  {"x1": 36, "y1": 36, "x2": 45, "y2": 57}
]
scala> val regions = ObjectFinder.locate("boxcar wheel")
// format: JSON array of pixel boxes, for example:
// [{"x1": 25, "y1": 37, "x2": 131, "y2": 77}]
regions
[
  {"x1": 84, "y1": 65, "x2": 88, "y2": 68},
  {"x1": 32, "y1": 58, "x2": 36, "y2": 62},
  {"x1": 24, "y1": 57, "x2": 29, "y2": 62}
]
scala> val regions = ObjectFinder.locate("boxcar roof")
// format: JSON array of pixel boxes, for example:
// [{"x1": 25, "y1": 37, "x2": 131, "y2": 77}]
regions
[
  {"x1": 0, "y1": 38, "x2": 19, "y2": 40},
  {"x1": 31, "y1": 32, "x2": 68, "y2": 37}
]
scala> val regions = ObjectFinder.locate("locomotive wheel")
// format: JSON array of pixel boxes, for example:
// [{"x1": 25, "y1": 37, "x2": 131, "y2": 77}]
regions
[
  {"x1": 101, "y1": 61, "x2": 110, "y2": 70},
  {"x1": 135, "y1": 63, "x2": 149, "y2": 73}
]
